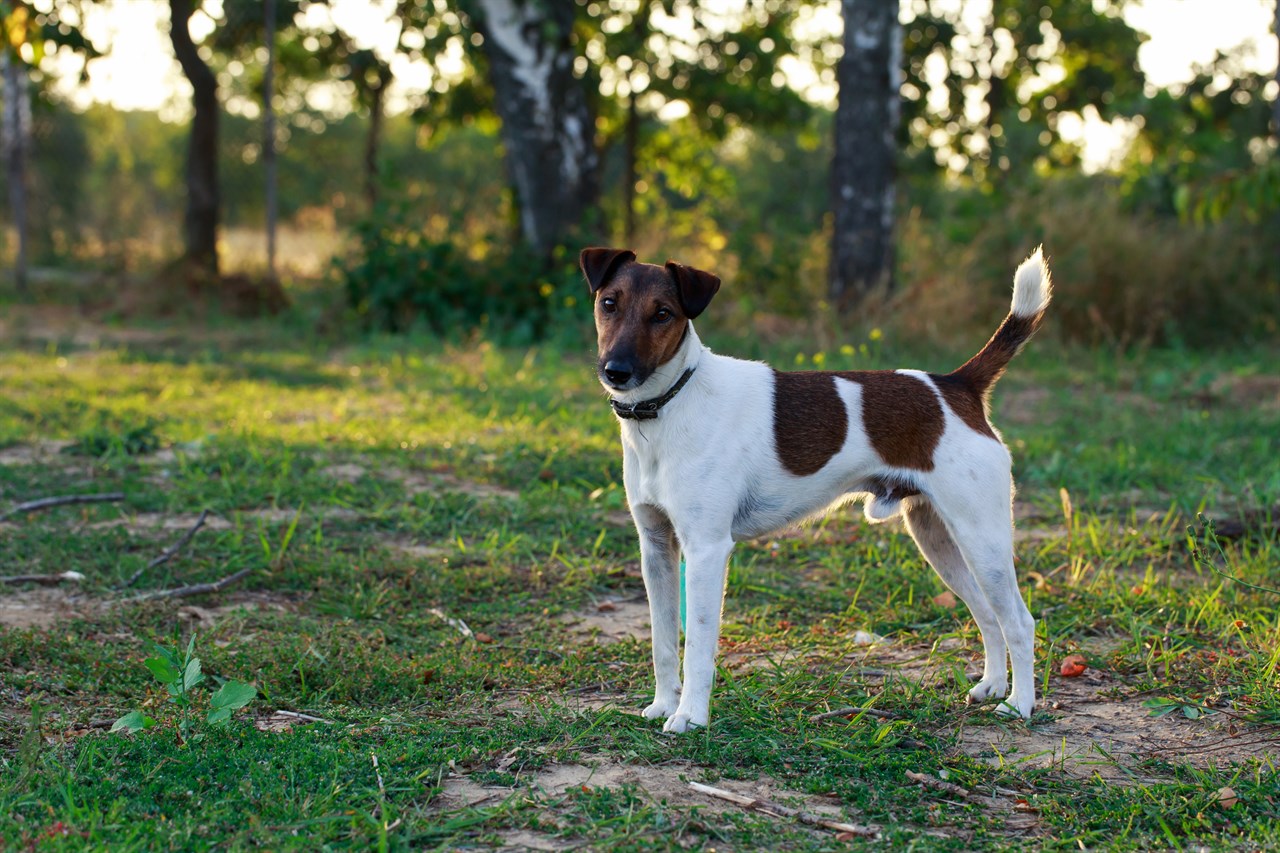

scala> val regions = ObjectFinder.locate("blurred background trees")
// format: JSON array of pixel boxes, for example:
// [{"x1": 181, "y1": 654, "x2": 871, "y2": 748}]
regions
[{"x1": 2, "y1": 0, "x2": 1277, "y2": 345}]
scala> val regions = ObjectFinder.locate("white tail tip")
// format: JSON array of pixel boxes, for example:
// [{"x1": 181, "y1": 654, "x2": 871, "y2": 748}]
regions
[{"x1": 1011, "y1": 246, "x2": 1052, "y2": 318}]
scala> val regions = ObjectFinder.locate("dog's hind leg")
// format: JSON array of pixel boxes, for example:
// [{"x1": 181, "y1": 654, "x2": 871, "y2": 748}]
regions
[
  {"x1": 665, "y1": 533, "x2": 734, "y2": 733},
  {"x1": 634, "y1": 505, "x2": 683, "y2": 721},
  {"x1": 926, "y1": 473, "x2": 1037, "y2": 719},
  {"x1": 903, "y1": 499, "x2": 1009, "y2": 706}
]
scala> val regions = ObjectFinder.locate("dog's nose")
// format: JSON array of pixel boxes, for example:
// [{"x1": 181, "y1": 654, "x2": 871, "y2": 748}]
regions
[{"x1": 603, "y1": 361, "x2": 633, "y2": 386}]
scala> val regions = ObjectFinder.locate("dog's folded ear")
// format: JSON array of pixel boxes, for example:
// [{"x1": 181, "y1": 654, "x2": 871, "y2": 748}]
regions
[
  {"x1": 665, "y1": 262, "x2": 721, "y2": 319},
  {"x1": 580, "y1": 247, "x2": 636, "y2": 294}
]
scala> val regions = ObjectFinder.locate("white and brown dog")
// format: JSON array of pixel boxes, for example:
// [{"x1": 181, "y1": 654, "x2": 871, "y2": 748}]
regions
[{"x1": 581, "y1": 247, "x2": 1052, "y2": 732}]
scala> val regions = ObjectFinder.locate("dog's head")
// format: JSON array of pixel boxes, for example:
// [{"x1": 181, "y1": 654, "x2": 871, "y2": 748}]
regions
[{"x1": 579, "y1": 247, "x2": 720, "y2": 392}]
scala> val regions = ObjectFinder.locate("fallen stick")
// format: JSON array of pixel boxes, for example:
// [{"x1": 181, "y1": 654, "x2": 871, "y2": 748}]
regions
[
  {"x1": 688, "y1": 781, "x2": 877, "y2": 838},
  {"x1": 274, "y1": 710, "x2": 333, "y2": 724},
  {"x1": 428, "y1": 607, "x2": 474, "y2": 639},
  {"x1": 904, "y1": 771, "x2": 995, "y2": 805},
  {"x1": 0, "y1": 492, "x2": 124, "y2": 523},
  {"x1": 1, "y1": 571, "x2": 85, "y2": 586},
  {"x1": 810, "y1": 705, "x2": 896, "y2": 721},
  {"x1": 120, "y1": 510, "x2": 211, "y2": 589},
  {"x1": 124, "y1": 567, "x2": 253, "y2": 603}
]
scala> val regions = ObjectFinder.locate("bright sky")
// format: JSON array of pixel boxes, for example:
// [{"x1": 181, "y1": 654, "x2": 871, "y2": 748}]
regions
[{"x1": 36, "y1": 0, "x2": 1280, "y2": 165}]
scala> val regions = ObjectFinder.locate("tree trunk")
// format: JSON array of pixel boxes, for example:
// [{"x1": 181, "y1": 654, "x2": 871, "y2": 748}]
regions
[
  {"x1": 471, "y1": 0, "x2": 599, "y2": 255},
  {"x1": 365, "y1": 80, "x2": 386, "y2": 211},
  {"x1": 623, "y1": 89, "x2": 638, "y2": 243},
  {"x1": 264, "y1": 0, "x2": 278, "y2": 279},
  {"x1": 2, "y1": 52, "x2": 30, "y2": 296},
  {"x1": 1273, "y1": 0, "x2": 1279, "y2": 139},
  {"x1": 829, "y1": 0, "x2": 900, "y2": 309},
  {"x1": 169, "y1": 0, "x2": 220, "y2": 275}
]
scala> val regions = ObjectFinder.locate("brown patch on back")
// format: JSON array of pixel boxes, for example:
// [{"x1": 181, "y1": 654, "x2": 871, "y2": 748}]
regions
[
  {"x1": 772, "y1": 371, "x2": 849, "y2": 476},
  {"x1": 930, "y1": 373, "x2": 997, "y2": 438},
  {"x1": 851, "y1": 372, "x2": 944, "y2": 470},
  {"x1": 594, "y1": 263, "x2": 689, "y2": 381},
  {"x1": 772, "y1": 370, "x2": 944, "y2": 475}
]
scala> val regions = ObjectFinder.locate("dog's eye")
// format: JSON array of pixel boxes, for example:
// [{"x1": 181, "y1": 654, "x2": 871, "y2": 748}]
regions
[
  {"x1": 600, "y1": 298, "x2": 617, "y2": 314},
  {"x1": 653, "y1": 307, "x2": 673, "y2": 323}
]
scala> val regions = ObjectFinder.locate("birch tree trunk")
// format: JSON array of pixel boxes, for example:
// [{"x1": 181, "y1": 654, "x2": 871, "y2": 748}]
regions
[
  {"x1": 2, "y1": 52, "x2": 30, "y2": 296},
  {"x1": 1273, "y1": 0, "x2": 1279, "y2": 139},
  {"x1": 470, "y1": 0, "x2": 599, "y2": 255},
  {"x1": 829, "y1": 0, "x2": 900, "y2": 309},
  {"x1": 169, "y1": 0, "x2": 220, "y2": 275}
]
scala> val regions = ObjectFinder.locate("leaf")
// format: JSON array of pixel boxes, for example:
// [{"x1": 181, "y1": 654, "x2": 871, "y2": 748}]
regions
[
  {"x1": 111, "y1": 711, "x2": 155, "y2": 734},
  {"x1": 206, "y1": 707, "x2": 233, "y2": 726},
  {"x1": 183, "y1": 657, "x2": 205, "y2": 691},
  {"x1": 209, "y1": 680, "x2": 257, "y2": 712},
  {"x1": 1214, "y1": 786, "x2": 1238, "y2": 808},
  {"x1": 1059, "y1": 654, "x2": 1087, "y2": 678},
  {"x1": 144, "y1": 656, "x2": 180, "y2": 685},
  {"x1": 1143, "y1": 697, "x2": 1179, "y2": 717}
]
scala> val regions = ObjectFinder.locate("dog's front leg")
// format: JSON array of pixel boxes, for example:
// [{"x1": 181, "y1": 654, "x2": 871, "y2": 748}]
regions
[
  {"x1": 665, "y1": 535, "x2": 734, "y2": 733},
  {"x1": 633, "y1": 505, "x2": 682, "y2": 721}
]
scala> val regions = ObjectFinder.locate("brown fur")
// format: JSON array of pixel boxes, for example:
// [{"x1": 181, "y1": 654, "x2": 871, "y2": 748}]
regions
[
  {"x1": 772, "y1": 370, "x2": 945, "y2": 476},
  {"x1": 594, "y1": 262, "x2": 690, "y2": 385},
  {"x1": 948, "y1": 313, "x2": 1041, "y2": 403},
  {"x1": 930, "y1": 373, "x2": 997, "y2": 439}
]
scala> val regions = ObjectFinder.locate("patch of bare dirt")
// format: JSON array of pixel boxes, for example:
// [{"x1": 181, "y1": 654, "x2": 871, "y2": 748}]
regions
[
  {"x1": 559, "y1": 597, "x2": 651, "y2": 645},
  {"x1": 956, "y1": 669, "x2": 1280, "y2": 778},
  {"x1": 438, "y1": 756, "x2": 852, "y2": 835},
  {"x1": 319, "y1": 463, "x2": 367, "y2": 483},
  {"x1": 0, "y1": 587, "x2": 301, "y2": 631},
  {"x1": 1208, "y1": 373, "x2": 1280, "y2": 411},
  {"x1": 378, "y1": 466, "x2": 520, "y2": 501},
  {"x1": 0, "y1": 440, "x2": 75, "y2": 466},
  {"x1": 0, "y1": 588, "x2": 89, "y2": 629}
]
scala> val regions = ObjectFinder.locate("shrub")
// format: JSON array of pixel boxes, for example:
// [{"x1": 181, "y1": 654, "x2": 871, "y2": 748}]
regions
[
  {"x1": 897, "y1": 176, "x2": 1280, "y2": 348},
  {"x1": 339, "y1": 208, "x2": 586, "y2": 342}
]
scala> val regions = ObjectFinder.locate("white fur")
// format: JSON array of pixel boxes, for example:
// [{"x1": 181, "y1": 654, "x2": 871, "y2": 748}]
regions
[
  {"x1": 609, "y1": 348, "x2": 1038, "y2": 733},
  {"x1": 607, "y1": 260, "x2": 1049, "y2": 733},
  {"x1": 1011, "y1": 246, "x2": 1052, "y2": 318}
]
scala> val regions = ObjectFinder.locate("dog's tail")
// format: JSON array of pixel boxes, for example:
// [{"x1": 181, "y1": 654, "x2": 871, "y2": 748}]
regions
[{"x1": 947, "y1": 247, "x2": 1052, "y2": 402}]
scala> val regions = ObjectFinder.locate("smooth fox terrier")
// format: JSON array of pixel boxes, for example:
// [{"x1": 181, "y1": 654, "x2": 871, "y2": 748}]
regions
[{"x1": 581, "y1": 247, "x2": 1052, "y2": 732}]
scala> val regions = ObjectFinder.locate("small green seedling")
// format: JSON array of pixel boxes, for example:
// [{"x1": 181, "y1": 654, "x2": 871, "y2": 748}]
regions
[
  {"x1": 112, "y1": 634, "x2": 257, "y2": 741},
  {"x1": 1143, "y1": 696, "x2": 1218, "y2": 720}
]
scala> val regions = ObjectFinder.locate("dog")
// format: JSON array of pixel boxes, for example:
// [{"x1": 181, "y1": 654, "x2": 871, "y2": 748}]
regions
[{"x1": 580, "y1": 247, "x2": 1052, "y2": 732}]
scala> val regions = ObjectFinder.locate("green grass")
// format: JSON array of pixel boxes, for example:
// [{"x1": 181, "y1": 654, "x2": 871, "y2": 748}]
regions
[{"x1": 1, "y1": 312, "x2": 1278, "y2": 850}]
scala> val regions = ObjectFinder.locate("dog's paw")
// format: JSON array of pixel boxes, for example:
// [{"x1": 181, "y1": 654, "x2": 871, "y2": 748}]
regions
[
  {"x1": 966, "y1": 678, "x2": 1009, "y2": 704},
  {"x1": 661, "y1": 711, "x2": 706, "y2": 734},
  {"x1": 994, "y1": 694, "x2": 1034, "y2": 720},
  {"x1": 642, "y1": 699, "x2": 679, "y2": 720}
]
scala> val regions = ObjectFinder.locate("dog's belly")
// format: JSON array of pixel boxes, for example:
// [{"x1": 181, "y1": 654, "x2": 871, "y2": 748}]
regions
[{"x1": 730, "y1": 481, "x2": 861, "y2": 542}]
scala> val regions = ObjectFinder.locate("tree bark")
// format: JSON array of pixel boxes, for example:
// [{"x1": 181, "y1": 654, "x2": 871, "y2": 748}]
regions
[
  {"x1": 1273, "y1": 0, "x2": 1279, "y2": 139},
  {"x1": 2, "y1": 52, "x2": 30, "y2": 296},
  {"x1": 264, "y1": 0, "x2": 278, "y2": 279},
  {"x1": 471, "y1": 0, "x2": 599, "y2": 255},
  {"x1": 623, "y1": 89, "x2": 638, "y2": 243},
  {"x1": 365, "y1": 78, "x2": 386, "y2": 210},
  {"x1": 829, "y1": 0, "x2": 900, "y2": 309},
  {"x1": 169, "y1": 0, "x2": 220, "y2": 275}
]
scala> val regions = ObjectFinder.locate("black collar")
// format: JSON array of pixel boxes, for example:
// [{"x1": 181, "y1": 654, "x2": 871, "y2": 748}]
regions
[{"x1": 610, "y1": 367, "x2": 696, "y2": 420}]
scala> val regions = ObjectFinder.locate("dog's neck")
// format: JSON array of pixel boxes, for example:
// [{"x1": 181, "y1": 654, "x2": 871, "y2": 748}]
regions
[{"x1": 609, "y1": 322, "x2": 705, "y2": 408}]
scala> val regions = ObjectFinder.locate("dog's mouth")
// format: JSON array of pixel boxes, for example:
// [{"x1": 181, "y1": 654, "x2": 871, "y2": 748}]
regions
[{"x1": 597, "y1": 359, "x2": 650, "y2": 392}]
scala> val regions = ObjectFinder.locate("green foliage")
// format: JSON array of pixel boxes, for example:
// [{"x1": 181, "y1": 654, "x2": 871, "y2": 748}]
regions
[
  {"x1": 112, "y1": 635, "x2": 257, "y2": 742},
  {"x1": 339, "y1": 206, "x2": 584, "y2": 341},
  {"x1": 65, "y1": 419, "x2": 161, "y2": 458}
]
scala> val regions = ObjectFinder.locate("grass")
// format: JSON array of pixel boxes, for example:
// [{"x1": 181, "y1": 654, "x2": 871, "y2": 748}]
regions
[{"x1": 0, "y1": 305, "x2": 1278, "y2": 850}]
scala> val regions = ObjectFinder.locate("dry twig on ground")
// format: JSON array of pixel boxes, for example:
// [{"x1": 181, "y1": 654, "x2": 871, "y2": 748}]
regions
[
  {"x1": 123, "y1": 567, "x2": 253, "y2": 603},
  {"x1": 120, "y1": 509, "x2": 211, "y2": 589},
  {"x1": 688, "y1": 781, "x2": 877, "y2": 838},
  {"x1": 0, "y1": 492, "x2": 124, "y2": 522}
]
